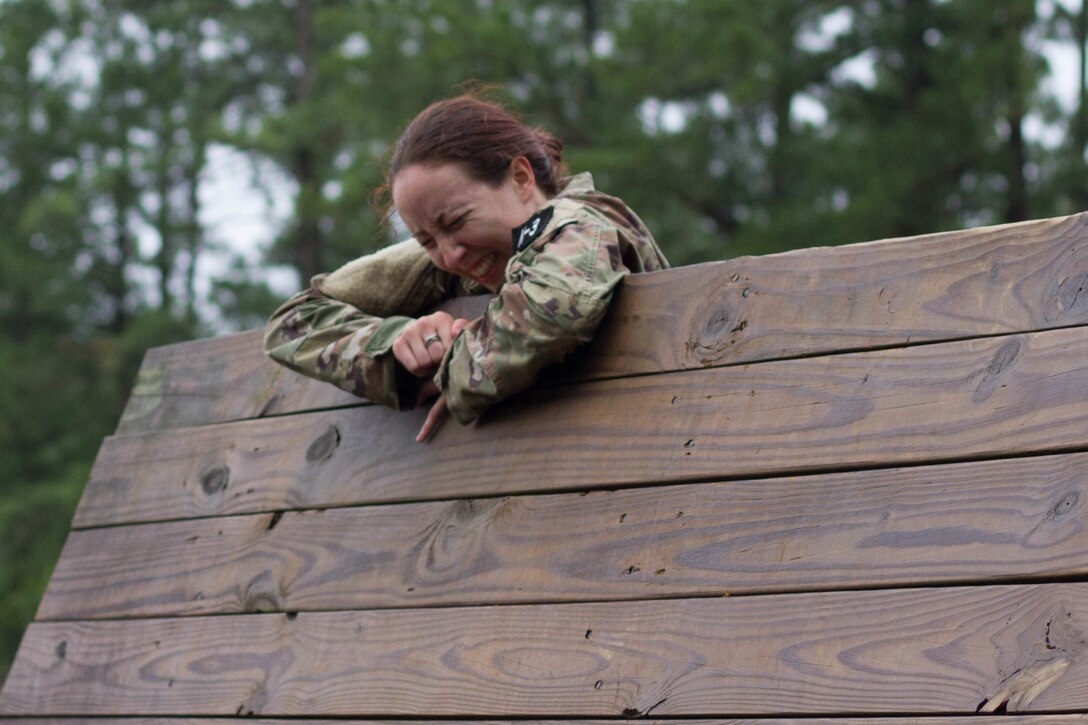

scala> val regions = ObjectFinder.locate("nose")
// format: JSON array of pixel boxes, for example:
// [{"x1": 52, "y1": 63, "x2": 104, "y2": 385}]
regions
[{"x1": 437, "y1": 234, "x2": 467, "y2": 269}]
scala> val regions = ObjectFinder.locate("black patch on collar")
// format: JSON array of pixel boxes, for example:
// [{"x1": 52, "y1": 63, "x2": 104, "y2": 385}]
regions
[{"x1": 511, "y1": 206, "x2": 554, "y2": 253}]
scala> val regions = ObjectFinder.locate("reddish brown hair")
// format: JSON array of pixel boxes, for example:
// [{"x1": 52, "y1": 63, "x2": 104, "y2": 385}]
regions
[{"x1": 380, "y1": 94, "x2": 565, "y2": 214}]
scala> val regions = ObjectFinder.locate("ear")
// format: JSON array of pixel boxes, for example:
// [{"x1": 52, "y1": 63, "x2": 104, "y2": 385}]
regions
[{"x1": 508, "y1": 156, "x2": 537, "y2": 201}]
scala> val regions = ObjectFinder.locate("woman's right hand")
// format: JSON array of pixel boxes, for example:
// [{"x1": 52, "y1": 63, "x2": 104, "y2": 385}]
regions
[{"x1": 392, "y1": 311, "x2": 469, "y2": 378}]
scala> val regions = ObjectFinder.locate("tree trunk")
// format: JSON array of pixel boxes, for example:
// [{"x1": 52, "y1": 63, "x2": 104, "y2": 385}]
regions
[{"x1": 290, "y1": 0, "x2": 323, "y2": 286}]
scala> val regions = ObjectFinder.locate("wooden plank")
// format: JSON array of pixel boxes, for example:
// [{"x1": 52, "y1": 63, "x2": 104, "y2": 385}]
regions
[
  {"x1": 41, "y1": 452, "x2": 1088, "y2": 619},
  {"x1": 4, "y1": 719, "x2": 1086, "y2": 725},
  {"x1": 116, "y1": 212, "x2": 1088, "y2": 433},
  {"x1": 115, "y1": 297, "x2": 490, "y2": 435},
  {"x1": 75, "y1": 325, "x2": 1088, "y2": 527},
  {"x1": 115, "y1": 332, "x2": 359, "y2": 436},
  {"x1": 4, "y1": 584, "x2": 1088, "y2": 716},
  {"x1": 567, "y1": 210, "x2": 1088, "y2": 378}
]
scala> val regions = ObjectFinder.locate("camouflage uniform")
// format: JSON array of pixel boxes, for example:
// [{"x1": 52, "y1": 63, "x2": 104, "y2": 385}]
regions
[{"x1": 264, "y1": 173, "x2": 669, "y2": 424}]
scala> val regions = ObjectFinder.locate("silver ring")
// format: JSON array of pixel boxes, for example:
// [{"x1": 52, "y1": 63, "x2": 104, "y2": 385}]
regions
[{"x1": 423, "y1": 334, "x2": 441, "y2": 348}]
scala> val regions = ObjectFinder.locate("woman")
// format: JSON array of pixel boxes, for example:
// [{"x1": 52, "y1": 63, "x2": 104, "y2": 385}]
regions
[{"x1": 264, "y1": 94, "x2": 669, "y2": 441}]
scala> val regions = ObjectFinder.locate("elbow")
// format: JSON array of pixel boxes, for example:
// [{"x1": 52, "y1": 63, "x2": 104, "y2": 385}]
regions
[
  {"x1": 262, "y1": 287, "x2": 317, "y2": 356},
  {"x1": 262, "y1": 308, "x2": 291, "y2": 357}
]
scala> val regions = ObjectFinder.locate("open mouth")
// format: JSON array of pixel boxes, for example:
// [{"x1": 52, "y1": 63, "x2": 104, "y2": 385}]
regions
[
  {"x1": 468, "y1": 252, "x2": 504, "y2": 287},
  {"x1": 470, "y1": 253, "x2": 495, "y2": 280}
]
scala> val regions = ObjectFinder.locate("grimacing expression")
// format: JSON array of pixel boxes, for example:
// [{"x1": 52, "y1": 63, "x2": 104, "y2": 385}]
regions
[{"x1": 392, "y1": 157, "x2": 548, "y2": 291}]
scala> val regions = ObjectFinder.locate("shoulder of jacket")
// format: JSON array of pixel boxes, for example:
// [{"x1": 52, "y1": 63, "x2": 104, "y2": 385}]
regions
[{"x1": 548, "y1": 196, "x2": 619, "y2": 238}]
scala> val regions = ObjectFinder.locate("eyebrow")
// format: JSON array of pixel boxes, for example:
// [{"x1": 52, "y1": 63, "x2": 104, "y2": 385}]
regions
[
  {"x1": 408, "y1": 205, "x2": 465, "y2": 240},
  {"x1": 436, "y1": 206, "x2": 467, "y2": 229}
]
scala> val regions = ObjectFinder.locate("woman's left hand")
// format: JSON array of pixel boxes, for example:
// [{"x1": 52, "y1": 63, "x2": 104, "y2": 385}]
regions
[{"x1": 393, "y1": 312, "x2": 469, "y2": 378}]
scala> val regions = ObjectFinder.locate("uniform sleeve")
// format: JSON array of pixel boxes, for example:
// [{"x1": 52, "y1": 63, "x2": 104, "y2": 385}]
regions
[
  {"x1": 263, "y1": 240, "x2": 454, "y2": 410},
  {"x1": 263, "y1": 286, "x2": 418, "y2": 409},
  {"x1": 436, "y1": 217, "x2": 628, "y2": 424}
]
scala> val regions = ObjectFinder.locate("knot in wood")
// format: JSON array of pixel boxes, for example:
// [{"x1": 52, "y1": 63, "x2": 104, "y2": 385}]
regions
[
  {"x1": 406, "y1": 499, "x2": 504, "y2": 585},
  {"x1": 199, "y1": 464, "x2": 230, "y2": 496},
  {"x1": 305, "y1": 425, "x2": 341, "y2": 464},
  {"x1": 687, "y1": 285, "x2": 748, "y2": 365},
  {"x1": 700, "y1": 302, "x2": 732, "y2": 340},
  {"x1": 1053, "y1": 270, "x2": 1088, "y2": 318},
  {"x1": 243, "y1": 570, "x2": 284, "y2": 613},
  {"x1": 972, "y1": 338, "x2": 1022, "y2": 403},
  {"x1": 1047, "y1": 490, "x2": 1080, "y2": 522}
]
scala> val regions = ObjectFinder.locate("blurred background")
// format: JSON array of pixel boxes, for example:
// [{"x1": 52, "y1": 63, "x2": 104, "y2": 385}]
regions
[{"x1": 1, "y1": 0, "x2": 1086, "y2": 683}]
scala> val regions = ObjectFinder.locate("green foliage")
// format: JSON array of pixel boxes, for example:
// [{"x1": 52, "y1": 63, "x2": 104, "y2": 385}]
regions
[{"x1": 0, "y1": 463, "x2": 86, "y2": 685}]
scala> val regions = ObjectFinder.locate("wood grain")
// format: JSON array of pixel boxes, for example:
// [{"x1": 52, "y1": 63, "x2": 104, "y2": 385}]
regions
[
  {"x1": 114, "y1": 332, "x2": 360, "y2": 436},
  {"x1": 41, "y1": 452, "x2": 1088, "y2": 619},
  {"x1": 75, "y1": 325, "x2": 1088, "y2": 527},
  {"x1": 116, "y1": 212, "x2": 1088, "y2": 433},
  {"x1": 3, "y1": 719, "x2": 1085, "y2": 725},
  {"x1": 8, "y1": 714, "x2": 1088, "y2": 718},
  {"x1": 5, "y1": 584, "x2": 1088, "y2": 716},
  {"x1": 115, "y1": 297, "x2": 490, "y2": 435}
]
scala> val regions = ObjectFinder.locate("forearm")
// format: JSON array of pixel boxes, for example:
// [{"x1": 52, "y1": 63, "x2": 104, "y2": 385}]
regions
[
  {"x1": 438, "y1": 279, "x2": 610, "y2": 423},
  {"x1": 264, "y1": 285, "x2": 418, "y2": 409}
]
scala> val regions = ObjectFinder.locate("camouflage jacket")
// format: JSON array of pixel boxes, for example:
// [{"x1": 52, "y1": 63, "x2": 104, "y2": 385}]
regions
[{"x1": 263, "y1": 173, "x2": 669, "y2": 424}]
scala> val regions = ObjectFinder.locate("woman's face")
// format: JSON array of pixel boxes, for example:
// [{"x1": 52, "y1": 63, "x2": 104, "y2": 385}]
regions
[{"x1": 392, "y1": 158, "x2": 546, "y2": 291}]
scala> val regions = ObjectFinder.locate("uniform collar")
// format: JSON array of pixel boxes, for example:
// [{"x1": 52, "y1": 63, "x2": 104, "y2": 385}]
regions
[
  {"x1": 509, "y1": 173, "x2": 595, "y2": 254},
  {"x1": 557, "y1": 172, "x2": 595, "y2": 197}
]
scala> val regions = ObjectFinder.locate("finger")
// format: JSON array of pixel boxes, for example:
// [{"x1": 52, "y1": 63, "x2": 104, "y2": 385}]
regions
[
  {"x1": 414, "y1": 336, "x2": 443, "y2": 373},
  {"x1": 396, "y1": 337, "x2": 430, "y2": 377},
  {"x1": 406, "y1": 325, "x2": 442, "y2": 376},
  {"x1": 434, "y1": 315, "x2": 456, "y2": 349},
  {"x1": 425, "y1": 331, "x2": 447, "y2": 368},
  {"x1": 416, "y1": 394, "x2": 448, "y2": 443},
  {"x1": 451, "y1": 318, "x2": 469, "y2": 337}
]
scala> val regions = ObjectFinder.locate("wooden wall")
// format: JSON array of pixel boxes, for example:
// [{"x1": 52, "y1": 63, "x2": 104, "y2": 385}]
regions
[{"x1": 3, "y1": 213, "x2": 1088, "y2": 721}]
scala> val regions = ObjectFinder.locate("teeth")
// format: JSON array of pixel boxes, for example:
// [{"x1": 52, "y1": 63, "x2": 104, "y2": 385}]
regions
[{"x1": 471, "y1": 254, "x2": 494, "y2": 279}]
